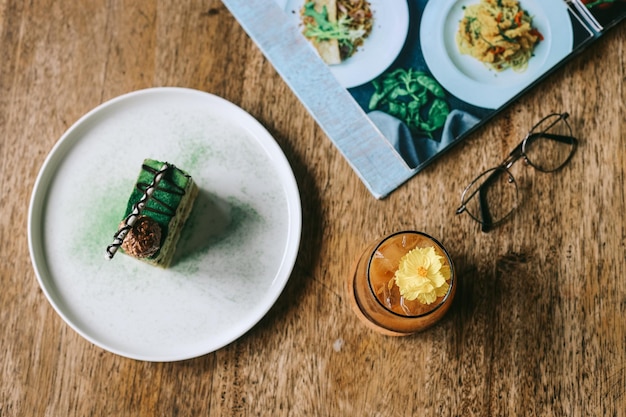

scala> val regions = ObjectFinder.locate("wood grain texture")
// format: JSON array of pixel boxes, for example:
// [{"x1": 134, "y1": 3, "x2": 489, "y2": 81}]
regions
[{"x1": 1, "y1": 0, "x2": 624, "y2": 415}]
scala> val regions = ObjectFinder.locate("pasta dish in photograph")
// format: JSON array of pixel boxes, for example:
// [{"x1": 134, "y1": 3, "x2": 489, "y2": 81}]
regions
[{"x1": 456, "y1": 0, "x2": 544, "y2": 72}]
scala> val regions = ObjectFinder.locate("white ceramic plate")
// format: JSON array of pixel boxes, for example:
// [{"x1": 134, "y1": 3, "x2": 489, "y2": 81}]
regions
[
  {"x1": 282, "y1": 0, "x2": 410, "y2": 88},
  {"x1": 28, "y1": 87, "x2": 302, "y2": 362},
  {"x1": 421, "y1": 0, "x2": 573, "y2": 109}
]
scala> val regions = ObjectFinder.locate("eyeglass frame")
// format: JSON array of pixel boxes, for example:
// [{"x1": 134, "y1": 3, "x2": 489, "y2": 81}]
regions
[{"x1": 456, "y1": 112, "x2": 578, "y2": 232}]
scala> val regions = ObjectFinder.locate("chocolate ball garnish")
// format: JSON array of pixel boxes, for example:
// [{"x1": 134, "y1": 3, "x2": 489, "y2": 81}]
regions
[{"x1": 120, "y1": 215, "x2": 162, "y2": 258}]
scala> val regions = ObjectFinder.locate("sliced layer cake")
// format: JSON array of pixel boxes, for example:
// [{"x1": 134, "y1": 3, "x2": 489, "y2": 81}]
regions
[{"x1": 106, "y1": 159, "x2": 199, "y2": 268}]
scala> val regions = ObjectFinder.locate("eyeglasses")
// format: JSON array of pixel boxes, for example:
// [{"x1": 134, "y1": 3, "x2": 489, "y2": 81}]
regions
[{"x1": 456, "y1": 112, "x2": 578, "y2": 232}]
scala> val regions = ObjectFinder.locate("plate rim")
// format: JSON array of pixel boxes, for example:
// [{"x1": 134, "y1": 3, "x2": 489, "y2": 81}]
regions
[{"x1": 27, "y1": 86, "x2": 303, "y2": 361}]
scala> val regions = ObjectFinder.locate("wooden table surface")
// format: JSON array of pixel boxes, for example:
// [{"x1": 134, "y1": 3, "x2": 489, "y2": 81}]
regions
[{"x1": 2, "y1": 1, "x2": 625, "y2": 415}]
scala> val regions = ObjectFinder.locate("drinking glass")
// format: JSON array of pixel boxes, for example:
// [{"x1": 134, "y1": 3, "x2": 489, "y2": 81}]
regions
[{"x1": 348, "y1": 231, "x2": 456, "y2": 335}]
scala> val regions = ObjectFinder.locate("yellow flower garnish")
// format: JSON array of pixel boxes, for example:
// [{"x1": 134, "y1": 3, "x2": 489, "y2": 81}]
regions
[{"x1": 392, "y1": 246, "x2": 451, "y2": 304}]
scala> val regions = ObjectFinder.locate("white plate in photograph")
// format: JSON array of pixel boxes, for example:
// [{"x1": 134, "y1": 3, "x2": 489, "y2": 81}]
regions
[
  {"x1": 421, "y1": 0, "x2": 573, "y2": 109},
  {"x1": 28, "y1": 87, "x2": 302, "y2": 362},
  {"x1": 282, "y1": 0, "x2": 410, "y2": 88}
]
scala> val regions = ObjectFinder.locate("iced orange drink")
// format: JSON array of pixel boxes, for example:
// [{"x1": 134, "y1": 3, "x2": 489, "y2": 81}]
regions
[{"x1": 349, "y1": 231, "x2": 456, "y2": 335}]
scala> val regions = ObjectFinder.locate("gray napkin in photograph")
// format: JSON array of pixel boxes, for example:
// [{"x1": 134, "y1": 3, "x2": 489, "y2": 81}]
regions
[{"x1": 368, "y1": 109, "x2": 480, "y2": 169}]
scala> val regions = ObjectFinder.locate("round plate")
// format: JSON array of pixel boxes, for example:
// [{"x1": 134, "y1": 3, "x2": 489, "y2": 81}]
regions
[
  {"x1": 28, "y1": 87, "x2": 302, "y2": 361},
  {"x1": 421, "y1": 0, "x2": 573, "y2": 109},
  {"x1": 283, "y1": 0, "x2": 410, "y2": 88}
]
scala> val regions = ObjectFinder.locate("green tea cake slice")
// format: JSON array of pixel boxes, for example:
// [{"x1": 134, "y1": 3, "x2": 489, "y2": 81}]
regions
[{"x1": 106, "y1": 159, "x2": 199, "y2": 268}]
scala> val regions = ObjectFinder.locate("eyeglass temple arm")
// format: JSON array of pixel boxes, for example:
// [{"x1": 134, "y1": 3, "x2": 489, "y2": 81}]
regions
[
  {"x1": 456, "y1": 165, "x2": 501, "y2": 215},
  {"x1": 502, "y1": 133, "x2": 577, "y2": 169},
  {"x1": 505, "y1": 134, "x2": 576, "y2": 161},
  {"x1": 477, "y1": 174, "x2": 497, "y2": 232},
  {"x1": 456, "y1": 170, "x2": 499, "y2": 231},
  {"x1": 526, "y1": 132, "x2": 577, "y2": 145}
]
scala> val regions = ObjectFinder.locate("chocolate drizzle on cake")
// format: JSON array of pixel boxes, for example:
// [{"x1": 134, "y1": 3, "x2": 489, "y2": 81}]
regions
[
  {"x1": 136, "y1": 164, "x2": 186, "y2": 217},
  {"x1": 106, "y1": 162, "x2": 172, "y2": 260}
]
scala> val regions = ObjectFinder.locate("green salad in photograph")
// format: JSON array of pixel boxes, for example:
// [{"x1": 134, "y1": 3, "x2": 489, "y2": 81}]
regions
[
  {"x1": 368, "y1": 68, "x2": 450, "y2": 137},
  {"x1": 300, "y1": 0, "x2": 373, "y2": 64}
]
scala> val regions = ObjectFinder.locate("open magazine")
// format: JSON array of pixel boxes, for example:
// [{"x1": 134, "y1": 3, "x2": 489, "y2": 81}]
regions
[{"x1": 221, "y1": 0, "x2": 625, "y2": 198}]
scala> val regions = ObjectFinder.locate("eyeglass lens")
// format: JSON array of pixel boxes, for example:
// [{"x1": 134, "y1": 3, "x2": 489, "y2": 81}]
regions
[
  {"x1": 523, "y1": 113, "x2": 575, "y2": 172},
  {"x1": 460, "y1": 166, "x2": 518, "y2": 230}
]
